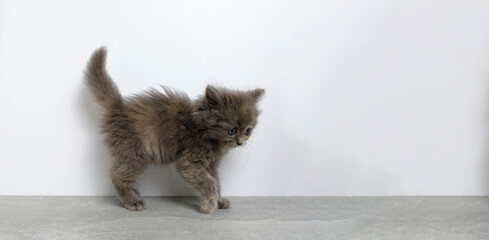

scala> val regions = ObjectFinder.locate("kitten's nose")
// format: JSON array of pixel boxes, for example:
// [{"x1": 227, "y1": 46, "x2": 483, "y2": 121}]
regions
[{"x1": 237, "y1": 137, "x2": 244, "y2": 146}]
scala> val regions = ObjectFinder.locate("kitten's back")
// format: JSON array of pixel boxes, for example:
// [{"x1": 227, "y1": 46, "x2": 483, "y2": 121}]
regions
[{"x1": 124, "y1": 88, "x2": 194, "y2": 164}]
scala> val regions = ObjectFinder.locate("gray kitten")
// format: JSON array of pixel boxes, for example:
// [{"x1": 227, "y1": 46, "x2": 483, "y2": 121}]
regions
[{"x1": 84, "y1": 47, "x2": 264, "y2": 214}]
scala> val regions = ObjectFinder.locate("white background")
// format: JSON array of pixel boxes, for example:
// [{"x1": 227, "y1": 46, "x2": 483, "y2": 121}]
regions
[{"x1": 1, "y1": 0, "x2": 489, "y2": 196}]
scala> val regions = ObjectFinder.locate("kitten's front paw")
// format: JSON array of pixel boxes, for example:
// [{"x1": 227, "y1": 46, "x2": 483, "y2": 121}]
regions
[
  {"x1": 218, "y1": 198, "x2": 231, "y2": 209},
  {"x1": 122, "y1": 199, "x2": 145, "y2": 211},
  {"x1": 200, "y1": 199, "x2": 218, "y2": 214}
]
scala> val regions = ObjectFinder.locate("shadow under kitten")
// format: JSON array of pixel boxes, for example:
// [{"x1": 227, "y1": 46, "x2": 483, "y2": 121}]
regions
[{"x1": 83, "y1": 47, "x2": 264, "y2": 214}]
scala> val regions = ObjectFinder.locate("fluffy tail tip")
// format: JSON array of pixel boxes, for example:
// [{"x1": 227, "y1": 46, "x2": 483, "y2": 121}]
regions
[{"x1": 88, "y1": 46, "x2": 108, "y2": 68}]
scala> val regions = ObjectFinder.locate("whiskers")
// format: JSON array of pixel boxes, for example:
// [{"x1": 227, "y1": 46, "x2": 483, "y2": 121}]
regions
[{"x1": 234, "y1": 140, "x2": 260, "y2": 172}]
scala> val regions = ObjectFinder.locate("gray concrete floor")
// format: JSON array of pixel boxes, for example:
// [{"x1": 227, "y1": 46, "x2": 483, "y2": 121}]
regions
[{"x1": 0, "y1": 197, "x2": 488, "y2": 240}]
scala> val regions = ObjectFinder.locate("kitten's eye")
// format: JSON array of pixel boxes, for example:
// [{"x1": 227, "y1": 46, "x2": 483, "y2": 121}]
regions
[
  {"x1": 245, "y1": 128, "x2": 252, "y2": 135},
  {"x1": 228, "y1": 128, "x2": 236, "y2": 135}
]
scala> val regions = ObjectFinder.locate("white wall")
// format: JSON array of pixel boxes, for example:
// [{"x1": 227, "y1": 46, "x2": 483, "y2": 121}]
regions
[{"x1": 1, "y1": 0, "x2": 489, "y2": 196}]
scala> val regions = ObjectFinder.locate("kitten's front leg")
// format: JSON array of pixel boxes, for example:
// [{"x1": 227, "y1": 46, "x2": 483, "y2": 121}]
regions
[
  {"x1": 208, "y1": 163, "x2": 230, "y2": 209},
  {"x1": 175, "y1": 162, "x2": 218, "y2": 214}
]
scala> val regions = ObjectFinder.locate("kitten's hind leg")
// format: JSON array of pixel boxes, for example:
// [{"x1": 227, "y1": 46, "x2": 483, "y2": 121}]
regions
[{"x1": 110, "y1": 161, "x2": 147, "y2": 211}]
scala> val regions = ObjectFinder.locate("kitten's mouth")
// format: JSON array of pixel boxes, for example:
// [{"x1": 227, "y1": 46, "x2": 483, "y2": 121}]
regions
[{"x1": 224, "y1": 140, "x2": 244, "y2": 147}]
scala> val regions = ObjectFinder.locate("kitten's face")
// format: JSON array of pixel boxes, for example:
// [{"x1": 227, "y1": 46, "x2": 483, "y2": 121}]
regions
[
  {"x1": 194, "y1": 85, "x2": 264, "y2": 147},
  {"x1": 221, "y1": 122, "x2": 256, "y2": 147},
  {"x1": 218, "y1": 114, "x2": 257, "y2": 148}
]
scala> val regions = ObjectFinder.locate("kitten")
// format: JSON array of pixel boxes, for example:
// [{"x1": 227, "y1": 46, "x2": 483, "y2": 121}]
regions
[{"x1": 84, "y1": 47, "x2": 264, "y2": 214}]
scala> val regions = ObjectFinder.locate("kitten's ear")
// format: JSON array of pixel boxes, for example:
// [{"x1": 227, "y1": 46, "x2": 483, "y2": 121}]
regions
[
  {"x1": 205, "y1": 85, "x2": 222, "y2": 108},
  {"x1": 249, "y1": 88, "x2": 265, "y2": 103}
]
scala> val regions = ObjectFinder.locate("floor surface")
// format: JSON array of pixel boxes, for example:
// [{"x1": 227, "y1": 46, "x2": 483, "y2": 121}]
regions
[{"x1": 0, "y1": 196, "x2": 488, "y2": 240}]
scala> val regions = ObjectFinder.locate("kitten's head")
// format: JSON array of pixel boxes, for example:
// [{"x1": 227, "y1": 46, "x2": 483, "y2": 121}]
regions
[{"x1": 193, "y1": 85, "x2": 265, "y2": 147}]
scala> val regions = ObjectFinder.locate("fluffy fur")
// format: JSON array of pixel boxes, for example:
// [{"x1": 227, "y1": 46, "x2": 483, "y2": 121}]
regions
[{"x1": 84, "y1": 47, "x2": 264, "y2": 214}]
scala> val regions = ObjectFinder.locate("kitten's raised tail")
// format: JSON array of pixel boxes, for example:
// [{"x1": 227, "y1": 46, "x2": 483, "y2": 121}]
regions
[{"x1": 84, "y1": 47, "x2": 122, "y2": 110}]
